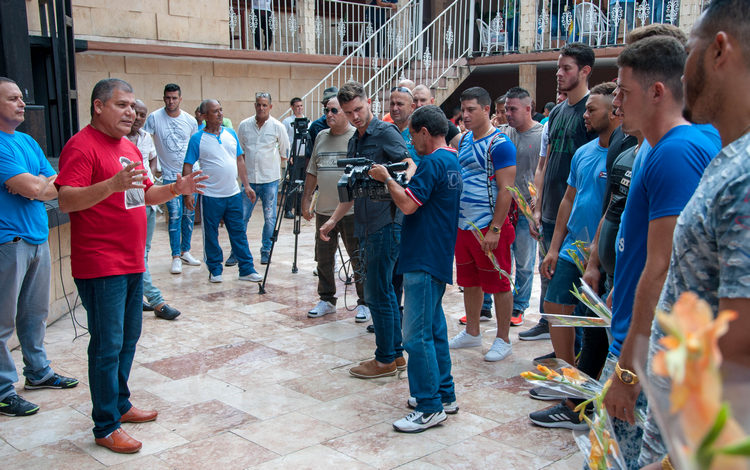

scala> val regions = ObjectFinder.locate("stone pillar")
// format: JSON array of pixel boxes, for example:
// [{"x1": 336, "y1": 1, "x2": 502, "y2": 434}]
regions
[
  {"x1": 518, "y1": 0, "x2": 538, "y2": 53},
  {"x1": 298, "y1": 0, "x2": 316, "y2": 54},
  {"x1": 679, "y1": 0, "x2": 704, "y2": 34},
  {"x1": 519, "y1": 63, "x2": 537, "y2": 100}
]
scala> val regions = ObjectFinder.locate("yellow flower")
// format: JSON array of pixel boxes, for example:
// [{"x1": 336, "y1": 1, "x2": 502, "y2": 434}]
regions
[{"x1": 536, "y1": 364, "x2": 561, "y2": 378}]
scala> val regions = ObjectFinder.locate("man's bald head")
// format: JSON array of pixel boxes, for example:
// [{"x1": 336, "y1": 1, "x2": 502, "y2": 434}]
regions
[
  {"x1": 397, "y1": 79, "x2": 415, "y2": 90},
  {"x1": 412, "y1": 85, "x2": 434, "y2": 108}
]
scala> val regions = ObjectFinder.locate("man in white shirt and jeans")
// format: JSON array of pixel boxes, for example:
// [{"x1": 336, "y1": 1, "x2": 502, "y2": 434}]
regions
[
  {"x1": 236, "y1": 92, "x2": 290, "y2": 265},
  {"x1": 143, "y1": 83, "x2": 200, "y2": 275}
]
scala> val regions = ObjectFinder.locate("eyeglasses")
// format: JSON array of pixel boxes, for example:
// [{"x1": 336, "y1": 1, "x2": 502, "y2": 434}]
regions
[
  {"x1": 325, "y1": 107, "x2": 340, "y2": 115},
  {"x1": 255, "y1": 92, "x2": 271, "y2": 99},
  {"x1": 390, "y1": 86, "x2": 413, "y2": 96}
]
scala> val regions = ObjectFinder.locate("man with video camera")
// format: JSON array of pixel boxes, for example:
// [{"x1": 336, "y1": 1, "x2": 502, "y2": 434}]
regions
[{"x1": 320, "y1": 81, "x2": 415, "y2": 379}]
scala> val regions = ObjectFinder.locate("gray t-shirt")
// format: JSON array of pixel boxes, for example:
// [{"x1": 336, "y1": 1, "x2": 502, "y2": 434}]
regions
[
  {"x1": 307, "y1": 127, "x2": 356, "y2": 216},
  {"x1": 499, "y1": 122, "x2": 543, "y2": 202},
  {"x1": 143, "y1": 108, "x2": 198, "y2": 180},
  {"x1": 656, "y1": 131, "x2": 750, "y2": 320}
]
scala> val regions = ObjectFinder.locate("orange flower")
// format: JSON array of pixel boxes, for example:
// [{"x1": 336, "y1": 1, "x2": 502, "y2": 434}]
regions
[
  {"x1": 562, "y1": 367, "x2": 585, "y2": 384},
  {"x1": 528, "y1": 181, "x2": 537, "y2": 198},
  {"x1": 536, "y1": 364, "x2": 560, "y2": 378}
]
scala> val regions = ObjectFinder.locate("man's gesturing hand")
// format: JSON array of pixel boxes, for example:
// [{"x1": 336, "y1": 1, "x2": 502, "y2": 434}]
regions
[{"x1": 109, "y1": 162, "x2": 146, "y2": 192}]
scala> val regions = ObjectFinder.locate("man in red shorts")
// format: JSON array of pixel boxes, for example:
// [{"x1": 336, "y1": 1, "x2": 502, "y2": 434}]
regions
[{"x1": 449, "y1": 87, "x2": 517, "y2": 362}]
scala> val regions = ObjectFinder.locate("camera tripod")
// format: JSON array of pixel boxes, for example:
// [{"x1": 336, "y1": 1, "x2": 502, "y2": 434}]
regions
[{"x1": 258, "y1": 119, "x2": 310, "y2": 294}]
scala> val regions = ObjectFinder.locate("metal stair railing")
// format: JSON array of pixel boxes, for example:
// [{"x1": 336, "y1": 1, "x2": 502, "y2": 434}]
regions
[
  {"x1": 280, "y1": 0, "x2": 421, "y2": 121},
  {"x1": 364, "y1": 0, "x2": 472, "y2": 116}
]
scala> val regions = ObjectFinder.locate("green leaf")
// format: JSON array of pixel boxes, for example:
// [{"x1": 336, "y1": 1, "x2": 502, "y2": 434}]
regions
[
  {"x1": 696, "y1": 403, "x2": 730, "y2": 468},
  {"x1": 715, "y1": 437, "x2": 750, "y2": 456}
]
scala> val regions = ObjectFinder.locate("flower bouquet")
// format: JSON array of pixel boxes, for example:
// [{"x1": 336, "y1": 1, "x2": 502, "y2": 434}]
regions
[
  {"x1": 506, "y1": 183, "x2": 546, "y2": 256},
  {"x1": 468, "y1": 220, "x2": 514, "y2": 289},
  {"x1": 636, "y1": 292, "x2": 750, "y2": 470}
]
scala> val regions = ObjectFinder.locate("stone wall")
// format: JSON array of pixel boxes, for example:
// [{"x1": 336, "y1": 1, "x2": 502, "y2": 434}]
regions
[
  {"x1": 75, "y1": 53, "x2": 335, "y2": 127},
  {"x1": 26, "y1": 0, "x2": 230, "y2": 48}
]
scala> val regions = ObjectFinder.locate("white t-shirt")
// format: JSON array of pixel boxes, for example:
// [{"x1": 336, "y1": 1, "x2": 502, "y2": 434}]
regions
[
  {"x1": 131, "y1": 129, "x2": 157, "y2": 182},
  {"x1": 237, "y1": 115, "x2": 290, "y2": 184},
  {"x1": 143, "y1": 108, "x2": 198, "y2": 180},
  {"x1": 184, "y1": 128, "x2": 242, "y2": 198}
]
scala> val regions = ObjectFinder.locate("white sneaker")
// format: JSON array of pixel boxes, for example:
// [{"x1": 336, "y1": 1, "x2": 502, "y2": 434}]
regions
[
  {"x1": 354, "y1": 305, "x2": 371, "y2": 323},
  {"x1": 307, "y1": 300, "x2": 336, "y2": 318},
  {"x1": 392, "y1": 410, "x2": 447, "y2": 433},
  {"x1": 407, "y1": 397, "x2": 459, "y2": 414},
  {"x1": 209, "y1": 273, "x2": 223, "y2": 283},
  {"x1": 239, "y1": 272, "x2": 263, "y2": 282},
  {"x1": 484, "y1": 338, "x2": 512, "y2": 362},
  {"x1": 448, "y1": 330, "x2": 482, "y2": 349},
  {"x1": 180, "y1": 252, "x2": 201, "y2": 266},
  {"x1": 170, "y1": 258, "x2": 182, "y2": 274}
]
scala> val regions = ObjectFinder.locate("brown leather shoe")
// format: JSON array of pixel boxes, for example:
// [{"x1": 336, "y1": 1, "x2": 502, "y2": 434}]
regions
[
  {"x1": 350, "y1": 359, "x2": 397, "y2": 378},
  {"x1": 120, "y1": 406, "x2": 158, "y2": 423},
  {"x1": 395, "y1": 356, "x2": 406, "y2": 371},
  {"x1": 94, "y1": 428, "x2": 142, "y2": 454}
]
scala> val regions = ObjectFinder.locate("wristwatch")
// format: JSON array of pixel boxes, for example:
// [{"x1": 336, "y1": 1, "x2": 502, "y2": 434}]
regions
[
  {"x1": 615, "y1": 362, "x2": 639, "y2": 385},
  {"x1": 489, "y1": 225, "x2": 501, "y2": 234}
]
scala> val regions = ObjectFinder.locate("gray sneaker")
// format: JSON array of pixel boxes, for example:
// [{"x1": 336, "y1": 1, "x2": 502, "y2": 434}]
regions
[{"x1": 393, "y1": 410, "x2": 447, "y2": 433}]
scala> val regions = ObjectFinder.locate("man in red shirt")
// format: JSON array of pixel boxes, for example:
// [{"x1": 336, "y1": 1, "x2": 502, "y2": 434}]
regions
[{"x1": 56, "y1": 78, "x2": 206, "y2": 454}]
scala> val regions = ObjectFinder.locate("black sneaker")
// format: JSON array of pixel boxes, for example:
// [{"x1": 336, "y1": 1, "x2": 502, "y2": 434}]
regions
[
  {"x1": 528, "y1": 386, "x2": 563, "y2": 401},
  {"x1": 533, "y1": 351, "x2": 556, "y2": 365},
  {"x1": 142, "y1": 301, "x2": 154, "y2": 312},
  {"x1": 24, "y1": 373, "x2": 79, "y2": 390},
  {"x1": 225, "y1": 254, "x2": 237, "y2": 267},
  {"x1": 366, "y1": 324, "x2": 375, "y2": 333},
  {"x1": 518, "y1": 321, "x2": 550, "y2": 341},
  {"x1": 529, "y1": 403, "x2": 588, "y2": 430},
  {"x1": 154, "y1": 303, "x2": 181, "y2": 320},
  {"x1": 0, "y1": 394, "x2": 40, "y2": 416}
]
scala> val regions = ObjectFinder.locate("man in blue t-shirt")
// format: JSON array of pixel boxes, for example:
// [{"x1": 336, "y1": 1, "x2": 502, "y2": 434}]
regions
[
  {"x1": 183, "y1": 99, "x2": 261, "y2": 284},
  {"x1": 529, "y1": 82, "x2": 618, "y2": 430},
  {"x1": 448, "y1": 87, "x2": 517, "y2": 363},
  {"x1": 369, "y1": 105, "x2": 462, "y2": 433},
  {"x1": 0, "y1": 77, "x2": 78, "y2": 418},
  {"x1": 599, "y1": 37, "x2": 721, "y2": 469}
]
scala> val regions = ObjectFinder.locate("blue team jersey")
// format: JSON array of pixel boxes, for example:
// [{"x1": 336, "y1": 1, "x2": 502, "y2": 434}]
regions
[
  {"x1": 610, "y1": 124, "x2": 720, "y2": 356},
  {"x1": 559, "y1": 138, "x2": 608, "y2": 263},
  {"x1": 0, "y1": 131, "x2": 55, "y2": 244},
  {"x1": 398, "y1": 147, "x2": 462, "y2": 284},
  {"x1": 457, "y1": 129, "x2": 516, "y2": 231}
]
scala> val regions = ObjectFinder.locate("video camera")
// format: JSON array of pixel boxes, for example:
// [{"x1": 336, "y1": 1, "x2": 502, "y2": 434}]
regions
[
  {"x1": 292, "y1": 117, "x2": 309, "y2": 137},
  {"x1": 337, "y1": 157, "x2": 408, "y2": 202}
]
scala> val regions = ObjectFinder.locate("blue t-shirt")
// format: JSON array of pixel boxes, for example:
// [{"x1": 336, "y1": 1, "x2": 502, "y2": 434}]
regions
[
  {"x1": 610, "y1": 124, "x2": 720, "y2": 356},
  {"x1": 0, "y1": 131, "x2": 55, "y2": 244},
  {"x1": 401, "y1": 127, "x2": 419, "y2": 165},
  {"x1": 559, "y1": 138, "x2": 608, "y2": 263},
  {"x1": 457, "y1": 129, "x2": 516, "y2": 231},
  {"x1": 398, "y1": 147, "x2": 462, "y2": 284}
]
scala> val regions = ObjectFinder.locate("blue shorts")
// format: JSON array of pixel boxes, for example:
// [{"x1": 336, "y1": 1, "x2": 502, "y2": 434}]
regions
[{"x1": 543, "y1": 257, "x2": 581, "y2": 306}]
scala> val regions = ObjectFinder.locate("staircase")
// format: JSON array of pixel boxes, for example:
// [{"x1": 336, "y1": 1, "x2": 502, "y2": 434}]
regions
[{"x1": 282, "y1": 0, "x2": 473, "y2": 120}]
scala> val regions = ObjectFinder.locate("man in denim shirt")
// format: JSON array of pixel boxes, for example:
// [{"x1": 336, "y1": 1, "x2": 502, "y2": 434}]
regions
[{"x1": 320, "y1": 81, "x2": 415, "y2": 378}]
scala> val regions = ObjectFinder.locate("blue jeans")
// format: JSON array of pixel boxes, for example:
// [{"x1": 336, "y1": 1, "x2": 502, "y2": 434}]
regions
[
  {"x1": 163, "y1": 179, "x2": 195, "y2": 257},
  {"x1": 537, "y1": 221, "x2": 555, "y2": 323},
  {"x1": 75, "y1": 273, "x2": 142, "y2": 438},
  {"x1": 0, "y1": 239, "x2": 54, "y2": 401},
  {"x1": 242, "y1": 181, "x2": 278, "y2": 257},
  {"x1": 402, "y1": 271, "x2": 455, "y2": 413},
  {"x1": 362, "y1": 223, "x2": 403, "y2": 364},
  {"x1": 143, "y1": 206, "x2": 165, "y2": 308},
  {"x1": 512, "y1": 215, "x2": 537, "y2": 311},
  {"x1": 203, "y1": 193, "x2": 257, "y2": 277}
]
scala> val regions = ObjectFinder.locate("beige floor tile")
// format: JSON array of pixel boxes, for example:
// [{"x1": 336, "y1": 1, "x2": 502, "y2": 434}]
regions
[
  {"x1": 325, "y1": 422, "x2": 445, "y2": 469},
  {"x1": 145, "y1": 374, "x2": 243, "y2": 407},
  {"x1": 282, "y1": 368, "x2": 381, "y2": 402},
  {"x1": 208, "y1": 359, "x2": 302, "y2": 389},
  {"x1": 540, "y1": 450, "x2": 585, "y2": 469},
  {"x1": 156, "y1": 399, "x2": 257, "y2": 441},
  {"x1": 420, "y1": 435, "x2": 553, "y2": 469},
  {"x1": 300, "y1": 393, "x2": 404, "y2": 432},
  {"x1": 218, "y1": 383, "x2": 321, "y2": 420},
  {"x1": 419, "y1": 411, "x2": 501, "y2": 446},
  {"x1": 482, "y1": 416, "x2": 578, "y2": 461},
  {"x1": 156, "y1": 432, "x2": 277, "y2": 469},
  {"x1": 106, "y1": 454, "x2": 176, "y2": 470},
  {"x1": 300, "y1": 320, "x2": 368, "y2": 342},
  {"x1": 251, "y1": 444, "x2": 375, "y2": 470},
  {"x1": 0, "y1": 437, "x2": 18, "y2": 457},
  {"x1": 0, "y1": 439, "x2": 104, "y2": 470},
  {"x1": 0, "y1": 407, "x2": 91, "y2": 450},
  {"x1": 457, "y1": 386, "x2": 542, "y2": 424},
  {"x1": 233, "y1": 411, "x2": 347, "y2": 455}
]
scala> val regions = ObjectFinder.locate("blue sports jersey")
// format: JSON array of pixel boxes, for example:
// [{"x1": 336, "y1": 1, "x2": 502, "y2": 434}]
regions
[
  {"x1": 610, "y1": 124, "x2": 720, "y2": 356},
  {"x1": 457, "y1": 129, "x2": 516, "y2": 231},
  {"x1": 399, "y1": 147, "x2": 462, "y2": 284}
]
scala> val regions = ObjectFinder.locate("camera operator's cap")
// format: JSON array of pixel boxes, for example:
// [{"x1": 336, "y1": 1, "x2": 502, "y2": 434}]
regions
[{"x1": 322, "y1": 87, "x2": 338, "y2": 104}]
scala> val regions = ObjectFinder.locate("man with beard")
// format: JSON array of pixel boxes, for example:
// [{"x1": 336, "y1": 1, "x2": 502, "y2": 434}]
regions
[
  {"x1": 637, "y1": 1, "x2": 750, "y2": 467},
  {"x1": 522, "y1": 43, "x2": 596, "y2": 343},
  {"x1": 599, "y1": 36, "x2": 720, "y2": 469}
]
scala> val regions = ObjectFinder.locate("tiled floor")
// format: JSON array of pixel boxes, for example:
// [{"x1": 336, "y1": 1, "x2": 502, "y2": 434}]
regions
[{"x1": 0, "y1": 209, "x2": 583, "y2": 469}]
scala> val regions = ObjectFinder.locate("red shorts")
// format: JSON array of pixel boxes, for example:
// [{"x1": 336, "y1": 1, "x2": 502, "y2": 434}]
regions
[{"x1": 455, "y1": 220, "x2": 515, "y2": 293}]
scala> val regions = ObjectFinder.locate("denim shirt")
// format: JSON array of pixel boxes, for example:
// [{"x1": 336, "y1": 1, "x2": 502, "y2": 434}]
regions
[{"x1": 347, "y1": 117, "x2": 410, "y2": 238}]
